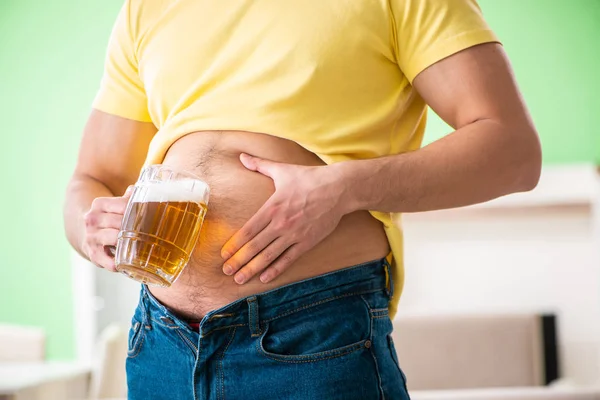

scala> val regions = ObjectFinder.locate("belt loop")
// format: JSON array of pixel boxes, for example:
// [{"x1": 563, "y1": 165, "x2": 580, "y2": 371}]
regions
[
  {"x1": 247, "y1": 296, "x2": 261, "y2": 337},
  {"x1": 383, "y1": 257, "x2": 394, "y2": 299},
  {"x1": 140, "y1": 286, "x2": 152, "y2": 330}
]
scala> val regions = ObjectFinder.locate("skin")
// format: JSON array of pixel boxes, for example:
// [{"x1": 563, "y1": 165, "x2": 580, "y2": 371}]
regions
[
  {"x1": 64, "y1": 110, "x2": 156, "y2": 270},
  {"x1": 65, "y1": 43, "x2": 541, "y2": 289},
  {"x1": 220, "y1": 43, "x2": 542, "y2": 284}
]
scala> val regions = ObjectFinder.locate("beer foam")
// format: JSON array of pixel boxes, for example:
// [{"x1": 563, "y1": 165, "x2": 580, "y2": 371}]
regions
[{"x1": 135, "y1": 179, "x2": 210, "y2": 204}]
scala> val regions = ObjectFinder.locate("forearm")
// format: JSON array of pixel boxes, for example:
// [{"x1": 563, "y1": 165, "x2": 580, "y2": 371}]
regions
[
  {"x1": 63, "y1": 175, "x2": 115, "y2": 258},
  {"x1": 338, "y1": 119, "x2": 541, "y2": 214}
]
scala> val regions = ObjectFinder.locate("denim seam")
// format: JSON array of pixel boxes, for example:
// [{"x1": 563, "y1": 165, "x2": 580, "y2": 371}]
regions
[
  {"x1": 256, "y1": 322, "x2": 370, "y2": 364},
  {"x1": 127, "y1": 329, "x2": 145, "y2": 359},
  {"x1": 218, "y1": 327, "x2": 237, "y2": 400},
  {"x1": 128, "y1": 322, "x2": 140, "y2": 350},
  {"x1": 372, "y1": 315, "x2": 390, "y2": 319},
  {"x1": 140, "y1": 294, "x2": 151, "y2": 328},
  {"x1": 203, "y1": 290, "x2": 383, "y2": 337},
  {"x1": 151, "y1": 317, "x2": 183, "y2": 329},
  {"x1": 363, "y1": 305, "x2": 386, "y2": 400},
  {"x1": 209, "y1": 313, "x2": 235, "y2": 321},
  {"x1": 387, "y1": 335, "x2": 410, "y2": 397},
  {"x1": 371, "y1": 309, "x2": 389, "y2": 316},
  {"x1": 176, "y1": 330, "x2": 198, "y2": 355},
  {"x1": 257, "y1": 337, "x2": 369, "y2": 364},
  {"x1": 360, "y1": 294, "x2": 376, "y2": 349},
  {"x1": 263, "y1": 288, "x2": 382, "y2": 323},
  {"x1": 202, "y1": 324, "x2": 245, "y2": 338},
  {"x1": 247, "y1": 297, "x2": 261, "y2": 337},
  {"x1": 387, "y1": 335, "x2": 402, "y2": 373},
  {"x1": 361, "y1": 291, "x2": 384, "y2": 398},
  {"x1": 150, "y1": 316, "x2": 194, "y2": 332},
  {"x1": 369, "y1": 344, "x2": 386, "y2": 400},
  {"x1": 193, "y1": 335, "x2": 204, "y2": 400},
  {"x1": 383, "y1": 258, "x2": 394, "y2": 298},
  {"x1": 370, "y1": 307, "x2": 389, "y2": 312}
]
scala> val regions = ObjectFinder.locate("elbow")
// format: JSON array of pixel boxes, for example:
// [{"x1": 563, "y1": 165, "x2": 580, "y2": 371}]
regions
[
  {"x1": 514, "y1": 130, "x2": 542, "y2": 192},
  {"x1": 518, "y1": 158, "x2": 541, "y2": 192}
]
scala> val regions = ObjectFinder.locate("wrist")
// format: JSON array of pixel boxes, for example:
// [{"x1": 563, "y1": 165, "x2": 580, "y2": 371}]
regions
[{"x1": 329, "y1": 160, "x2": 368, "y2": 214}]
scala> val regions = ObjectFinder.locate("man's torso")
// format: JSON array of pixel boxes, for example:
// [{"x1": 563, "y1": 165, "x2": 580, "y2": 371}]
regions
[
  {"x1": 108, "y1": 0, "x2": 431, "y2": 318},
  {"x1": 151, "y1": 130, "x2": 390, "y2": 319}
]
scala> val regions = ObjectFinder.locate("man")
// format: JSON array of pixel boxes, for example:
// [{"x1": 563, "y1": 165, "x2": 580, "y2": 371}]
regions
[{"x1": 64, "y1": 0, "x2": 541, "y2": 398}]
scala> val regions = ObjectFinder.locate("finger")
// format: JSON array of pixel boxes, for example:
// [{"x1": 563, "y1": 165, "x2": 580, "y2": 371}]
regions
[
  {"x1": 91, "y1": 196, "x2": 129, "y2": 214},
  {"x1": 93, "y1": 229, "x2": 120, "y2": 271},
  {"x1": 223, "y1": 227, "x2": 278, "y2": 276},
  {"x1": 221, "y1": 206, "x2": 271, "y2": 259},
  {"x1": 95, "y1": 213, "x2": 125, "y2": 229},
  {"x1": 96, "y1": 228, "x2": 120, "y2": 248},
  {"x1": 84, "y1": 211, "x2": 124, "y2": 231},
  {"x1": 123, "y1": 185, "x2": 135, "y2": 197},
  {"x1": 239, "y1": 153, "x2": 281, "y2": 178},
  {"x1": 233, "y1": 238, "x2": 292, "y2": 284},
  {"x1": 95, "y1": 250, "x2": 117, "y2": 272},
  {"x1": 259, "y1": 244, "x2": 303, "y2": 284},
  {"x1": 88, "y1": 244, "x2": 118, "y2": 271}
]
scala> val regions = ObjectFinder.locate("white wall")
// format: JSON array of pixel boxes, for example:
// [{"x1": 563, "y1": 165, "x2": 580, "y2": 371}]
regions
[
  {"x1": 71, "y1": 252, "x2": 95, "y2": 365},
  {"x1": 71, "y1": 253, "x2": 139, "y2": 365},
  {"x1": 398, "y1": 165, "x2": 600, "y2": 385},
  {"x1": 94, "y1": 268, "x2": 141, "y2": 334}
]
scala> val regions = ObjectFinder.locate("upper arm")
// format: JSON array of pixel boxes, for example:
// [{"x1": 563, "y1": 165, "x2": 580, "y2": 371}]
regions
[
  {"x1": 74, "y1": 110, "x2": 156, "y2": 196},
  {"x1": 93, "y1": 0, "x2": 152, "y2": 123},
  {"x1": 413, "y1": 42, "x2": 536, "y2": 132},
  {"x1": 392, "y1": 0, "x2": 499, "y2": 84},
  {"x1": 390, "y1": 0, "x2": 535, "y2": 133},
  {"x1": 75, "y1": 0, "x2": 156, "y2": 195}
]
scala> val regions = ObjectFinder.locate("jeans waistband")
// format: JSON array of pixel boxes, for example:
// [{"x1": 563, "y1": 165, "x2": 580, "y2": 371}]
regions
[{"x1": 141, "y1": 257, "x2": 392, "y2": 337}]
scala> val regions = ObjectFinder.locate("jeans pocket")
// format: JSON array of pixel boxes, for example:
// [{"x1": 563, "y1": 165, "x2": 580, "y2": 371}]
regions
[
  {"x1": 127, "y1": 318, "x2": 145, "y2": 358},
  {"x1": 257, "y1": 294, "x2": 372, "y2": 363}
]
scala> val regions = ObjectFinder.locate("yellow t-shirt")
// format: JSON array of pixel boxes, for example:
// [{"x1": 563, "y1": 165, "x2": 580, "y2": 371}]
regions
[{"x1": 93, "y1": 0, "x2": 499, "y2": 318}]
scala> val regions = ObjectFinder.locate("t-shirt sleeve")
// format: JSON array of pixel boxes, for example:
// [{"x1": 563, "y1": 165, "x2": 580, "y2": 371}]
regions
[
  {"x1": 391, "y1": 0, "x2": 500, "y2": 83},
  {"x1": 92, "y1": 0, "x2": 152, "y2": 123}
]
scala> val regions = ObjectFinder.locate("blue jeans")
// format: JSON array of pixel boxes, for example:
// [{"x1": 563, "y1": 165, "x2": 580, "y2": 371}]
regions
[{"x1": 126, "y1": 258, "x2": 410, "y2": 399}]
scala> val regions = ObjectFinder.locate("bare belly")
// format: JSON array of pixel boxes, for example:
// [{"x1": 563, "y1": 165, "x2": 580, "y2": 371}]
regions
[{"x1": 149, "y1": 130, "x2": 389, "y2": 319}]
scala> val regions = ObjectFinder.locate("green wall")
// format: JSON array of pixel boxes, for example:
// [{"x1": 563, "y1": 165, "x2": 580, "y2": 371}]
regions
[
  {"x1": 426, "y1": 0, "x2": 600, "y2": 163},
  {"x1": 0, "y1": 0, "x2": 598, "y2": 359},
  {"x1": 0, "y1": 0, "x2": 123, "y2": 360}
]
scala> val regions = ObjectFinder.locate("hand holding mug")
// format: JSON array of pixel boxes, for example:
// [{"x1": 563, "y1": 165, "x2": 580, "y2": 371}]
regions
[{"x1": 82, "y1": 186, "x2": 133, "y2": 271}]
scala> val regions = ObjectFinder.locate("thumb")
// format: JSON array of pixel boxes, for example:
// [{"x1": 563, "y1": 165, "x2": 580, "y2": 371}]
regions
[
  {"x1": 123, "y1": 185, "x2": 135, "y2": 198},
  {"x1": 240, "y1": 153, "x2": 280, "y2": 178}
]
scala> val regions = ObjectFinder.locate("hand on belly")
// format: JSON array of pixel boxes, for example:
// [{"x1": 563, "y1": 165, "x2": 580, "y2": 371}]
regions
[
  {"x1": 220, "y1": 152, "x2": 352, "y2": 285},
  {"x1": 150, "y1": 130, "x2": 389, "y2": 319}
]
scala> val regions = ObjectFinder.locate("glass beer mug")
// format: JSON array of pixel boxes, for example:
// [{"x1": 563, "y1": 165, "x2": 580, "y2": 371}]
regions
[{"x1": 114, "y1": 165, "x2": 210, "y2": 286}]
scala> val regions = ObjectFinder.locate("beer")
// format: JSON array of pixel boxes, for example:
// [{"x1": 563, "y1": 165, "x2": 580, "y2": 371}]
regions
[{"x1": 115, "y1": 166, "x2": 210, "y2": 286}]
